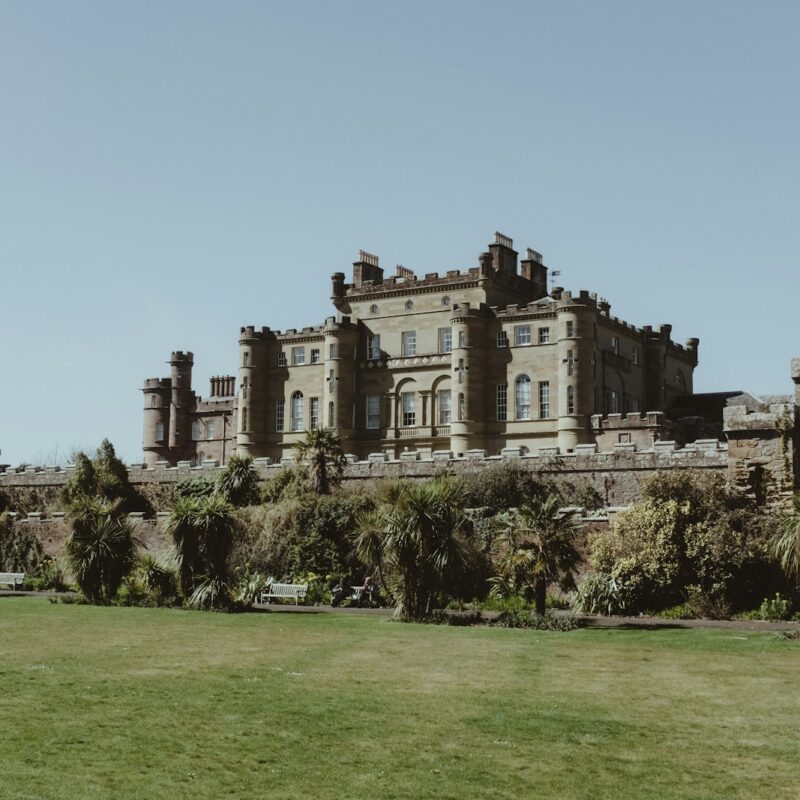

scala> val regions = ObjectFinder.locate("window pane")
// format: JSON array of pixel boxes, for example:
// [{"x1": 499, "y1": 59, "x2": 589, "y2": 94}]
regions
[
  {"x1": 291, "y1": 392, "x2": 303, "y2": 431},
  {"x1": 292, "y1": 347, "x2": 305, "y2": 365},
  {"x1": 539, "y1": 382, "x2": 550, "y2": 419},
  {"x1": 367, "y1": 334, "x2": 381, "y2": 360},
  {"x1": 538, "y1": 327, "x2": 550, "y2": 344},
  {"x1": 276, "y1": 398, "x2": 285, "y2": 431},
  {"x1": 401, "y1": 331, "x2": 416, "y2": 357},
  {"x1": 401, "y1": 392, "x2": 416, "y2": 426},
  {"x1": 515, "y1": 325, "x2": 531, "y2": 346},
  {"x1": 438, "y1": 327, "x2": 452, "y2": 353},
  {"x1": 515, "y1": 376, "x2": 531, "y2": 420},
  {"x1": 310, "y1": 397, "x2": 319, "y2": 430},
  {"x1": 311, "y1": 348, "x2": 320, "y2": 364},
  {"x1": 366, "y1": 395, "x2": 381, "y2": 429},
  {"x1": 438, "y1": 390, "x2": 451, "y2": 424},
  {"x1": 496, "y1": 384, "x2": 507, "y2": 421}
]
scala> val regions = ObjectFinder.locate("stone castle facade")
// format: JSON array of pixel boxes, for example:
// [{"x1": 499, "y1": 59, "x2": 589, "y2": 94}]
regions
[{"x1": 142, "y1": 233, "x2": 700, "y2": 466}]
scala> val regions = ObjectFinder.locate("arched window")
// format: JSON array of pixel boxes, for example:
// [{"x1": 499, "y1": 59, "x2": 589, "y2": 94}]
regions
[
  {"x1": 291, "y1": 391, "x2": 304, "y2": 431},
  {"x1": 515, "y1": 375, "x2": 531, "y2": 420}
]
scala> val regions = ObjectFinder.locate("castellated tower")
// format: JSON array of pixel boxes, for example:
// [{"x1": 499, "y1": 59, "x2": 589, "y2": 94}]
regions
[{"x1": 142, "y1": 351, "x2": 196, "y2": 466}]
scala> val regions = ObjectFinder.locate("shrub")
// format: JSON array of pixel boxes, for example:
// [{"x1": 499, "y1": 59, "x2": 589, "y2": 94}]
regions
[
  {"x1": 215, "y1": 454, "x2": 260, "y2": 507},
  {"x1": 573, "y1": 573, "x2": 628, "y2": 616},
  {"x1": 588, "y1": 470, "x2": 778, "y2": 615},
  {"x1": 494, "y1": 609, "x2": 583, "y2": 631},
  {"x1": 0, "y1": 512, "x2": 44, "y2": 573},
  {"x1": 175, "y1": 477, "x2": 217, "y2": 500},
  {"x1": 756, "y1": 593, "x2": 793, "y2": 621}
]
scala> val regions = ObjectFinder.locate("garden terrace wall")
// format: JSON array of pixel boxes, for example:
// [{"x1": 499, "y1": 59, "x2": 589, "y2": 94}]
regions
[{"x1": 0, "y1": 441, "x2": 729, "y2": 512}]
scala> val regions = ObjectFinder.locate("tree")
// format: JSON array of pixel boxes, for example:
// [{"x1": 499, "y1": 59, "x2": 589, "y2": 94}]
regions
[
  {"x1": 65, "y1": 499, "x2": 140, "y2": 603},
  {"x1": 771, "y1": 493, "x2": 800, "y2": 582},
  {"x1": 215, "y1": 453, "x2": 260, "y2": 507},
  {"x1": 490, "y1": 493, "x2": 580, "y2": 615},
  {"x1": 354, "y1": 479, "x2": 471, "y2": 619},
  {"x1": 293, "y1": 428, "x2": 346, "y2": 495},
  {"x1": 166, "y1": 494, "x2": 237, "y2": 608}
]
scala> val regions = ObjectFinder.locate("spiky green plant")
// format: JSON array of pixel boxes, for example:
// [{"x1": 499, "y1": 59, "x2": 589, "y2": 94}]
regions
[
  {"x1": 294, "y1": 428, "x2": 346, "y2": 495},
  {"x1": 490, "y1": 493, "x2": 580, "y2": 616},
  {"x1": 216, "y1": 454, "x2": 260, "y2": 506},
  {"x1": 770, "y1": 493, "x2": 800, "y2": 581},
  {"x1": 165, "y1": 494, "x2": 237, "y2": 608},
  {"x1": 65, "y1": 499, "x2": 140, "y2": 603},
  {"x1": 354, "y1": 479, "x2": 469, "y2": 620}
]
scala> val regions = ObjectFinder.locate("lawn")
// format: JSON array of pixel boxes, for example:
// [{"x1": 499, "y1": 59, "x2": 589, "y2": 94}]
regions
[{"x1": 1, "y1": 600, "x2": 798, "y2": 800}]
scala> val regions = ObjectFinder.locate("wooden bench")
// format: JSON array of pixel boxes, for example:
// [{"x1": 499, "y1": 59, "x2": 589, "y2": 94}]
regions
[
  {"x1": 257, "y1": 582, "x2": 308, "y2": 605},
  {"x1": 0, "y1": 572, "x2": 25, "y2": 590}
]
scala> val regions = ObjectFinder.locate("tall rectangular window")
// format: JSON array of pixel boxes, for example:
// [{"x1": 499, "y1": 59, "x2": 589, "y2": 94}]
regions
[
  {"x1": 310, "y1": 397, "x2": 319, "y2": 430},
  {"x1": 192, "y1": 420, "x2": 201, "y2": 441},
  {"x1": 275, "y1": 398, "x2": 285, "y2": 432},
  {"x1": 241, "y1": 377, "x2": 248, "y2": 400},
  {"x1": 401, "y1": 331, "x2": 416, "y2": 357},
  {"x1": 567, "y1": 385, "x2": 575, "y2": 415},
  {"x1": 242, "y1": 351, "x2": 250, "y2": 366},
  {"x1": 291, "y1": 346, "x2": 305, "y2": 365},
  {"x1": 366, "y1": 395, "x2": 381, "y2": 429},
  {"x1": 241, "y1": 408, "x2": 248, "y2": 431},
  {"x1": 611, "y1": 335, "x2": 620, "y2": 354},
  {"x1": 310, "y1": 348, "x2": 320, "y2": 364},
  {"x1": 206, "y1": 421, "x2": 215, "y2": 439},
  {"x1": 496, "y1": 331, "x2": 509, "y2": 348},
  {"x1": 438, "y1": 390, "x2": 451, "y2": 424},
  {"x1": 538, "y1": 327, "x2": 550, "y2": 344},
  {"x1": 277, "y1": 352, "x2": 287, "y2": 367},
  {"x1": 367, "y1": 334, "x2": 381, "y2": 360},
  {"x1": 329, "y1": 343, "x2": 338, "y2": 359},
  {"x1": 515, "y1": 325, "x2": 531, "y2": 346},
  {"x1": 496, "y1": 384, "x2": 508, "y2": 421},
  {"x1": 606, "y1": 390, "x2": 619, "y2": 414},
  {"x1": 327, "y1": 401, "x2": 334, "y2": 427},
  {"x1": 438, "y1": 327, "x2": 452, "y2": 353},
  {"x1": 515, "y1": 377, "x2": 532, "y2": 420},
  {"x1": 458, "y1": 331, "x2": 466, "y2": 348},
  {"x1": 401, "y1": 392, "x2": 416, "y2": 426},
  {"x1": 566, "y1": 321, "x2": 574, "y2": 338},
  {"x1": 291, "y1": 393, "x2": 304, "y2": 431},
  {"x1": 155, "y1": 422, "x2": 165, "y2": 442},
  {"x1": 632, "y1": 345, "x2": 639, "y2": 365},
  {"x1": 628, "y1": 397, "x2": 640, "y2": 413},
  {"x1": 567, "y1": 349, "x2": 574, "y2": 376},
  {"x1": 539, "y1": 382, "x2": 550, "y2": 419}
]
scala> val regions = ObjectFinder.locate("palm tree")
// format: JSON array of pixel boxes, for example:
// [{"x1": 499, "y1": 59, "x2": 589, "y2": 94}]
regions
[
  {"x1": 490, "y1": 493, "x2": 580, "y2": 615},
  {"x1": 65, "y1": 499, "x2": 140, "y2": 603},
  {"x1": 354, "y1": 479, "x2": 469, "y2": 619},
  {"x1": 216, "y1": 453, "x2": 260, "y2": 506},
  {"x1": 165, "y1": 494, "x2": 237, "y2": 608},
  {"x1": 294, "y1": 428, "x2": 346, "y2": 495},
  {"x1": 770, "y1": 493, "x2": 800, "y2": 581}
]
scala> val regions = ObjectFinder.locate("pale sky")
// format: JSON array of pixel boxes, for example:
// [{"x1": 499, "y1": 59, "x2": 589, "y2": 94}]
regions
[{"x1": 1, "y1": 0, "x2": 798, "y2": 465}]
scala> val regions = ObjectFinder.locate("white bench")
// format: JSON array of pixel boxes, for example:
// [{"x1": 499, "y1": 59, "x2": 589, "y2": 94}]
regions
[
  {"x1": 257, "y1": 582, "x2": 308, "y2": 605},
  {"x1": 0, "y1": 572, "x2": 25, "y2": 590}
]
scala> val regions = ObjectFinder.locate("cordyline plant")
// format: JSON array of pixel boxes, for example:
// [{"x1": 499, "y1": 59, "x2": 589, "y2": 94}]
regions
[
  {"x1": 353, "y1": 479, "x2": 470, "y2": 620},
  {"x1": 489, "y1": 493, "x2": 581, "y2": 616},
  {"x1": 65, "y1": 498, "x2": 140, "y2": 603},
  {"x1": 293, "y1": 428, "x2": 347, "y2": 495}
]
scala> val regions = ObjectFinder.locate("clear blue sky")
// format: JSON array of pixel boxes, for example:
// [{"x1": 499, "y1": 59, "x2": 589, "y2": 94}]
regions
[{"x1": 2, "y1": 0, "x2": 798, "y2": 465}]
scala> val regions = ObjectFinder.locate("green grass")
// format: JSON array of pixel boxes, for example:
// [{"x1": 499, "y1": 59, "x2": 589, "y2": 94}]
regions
[{"x1": 1, "y1": 600, "x2": 798, "y2": 800}]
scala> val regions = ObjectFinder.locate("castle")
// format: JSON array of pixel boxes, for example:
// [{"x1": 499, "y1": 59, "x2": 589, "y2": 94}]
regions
[{"x1": 142, "y1": 233, "x2": 700, "y2": 465}]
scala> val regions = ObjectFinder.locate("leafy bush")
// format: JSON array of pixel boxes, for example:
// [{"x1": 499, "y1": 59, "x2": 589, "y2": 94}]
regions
[
  {"x1": 175, "y1": 477, "x2": 217, "y2": 500},
  {"x1": 260, "y1": 467, "x2": 307, "y2": 504},
  {"x1": 215, "y1": 454, "x2": 260, "y2": 507},
  {"x1": 0, "y1": 512, "x2": 44, "y2": 573},
  {"x1": 460, "y1": 463, "x2": 550, "y2": 515},
  {"x1": 25, "y1": 557, "x2": 71, "y2": 592},
  {"x1": 61, "y1": 441, "x2": 151, "y2": 514},
  {"x1": 494, "y1": 610, "x2": 583, "y2": 631},
  {"x1": 138, "y1": 553, "x2": 179, "y2": 606},
  {"x1": 588, "y1": 471, "x2": 779, "y2": 616}
]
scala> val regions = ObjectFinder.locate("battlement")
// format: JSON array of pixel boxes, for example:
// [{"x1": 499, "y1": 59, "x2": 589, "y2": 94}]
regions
[
  {"x1": 143, "y1": 378, "x2": 172, "y2": 390},
  {"x1": 169, "y1": 351, "x2": 193, "y2": 363},
  {"x1": 591, "y1": 411, "x2": 666, "y2": 430}
]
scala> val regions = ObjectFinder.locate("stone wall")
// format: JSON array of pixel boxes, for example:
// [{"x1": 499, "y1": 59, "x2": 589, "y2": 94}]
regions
[{"x1": 1, "y1": 440, "x2": 729, "y2": 512}]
